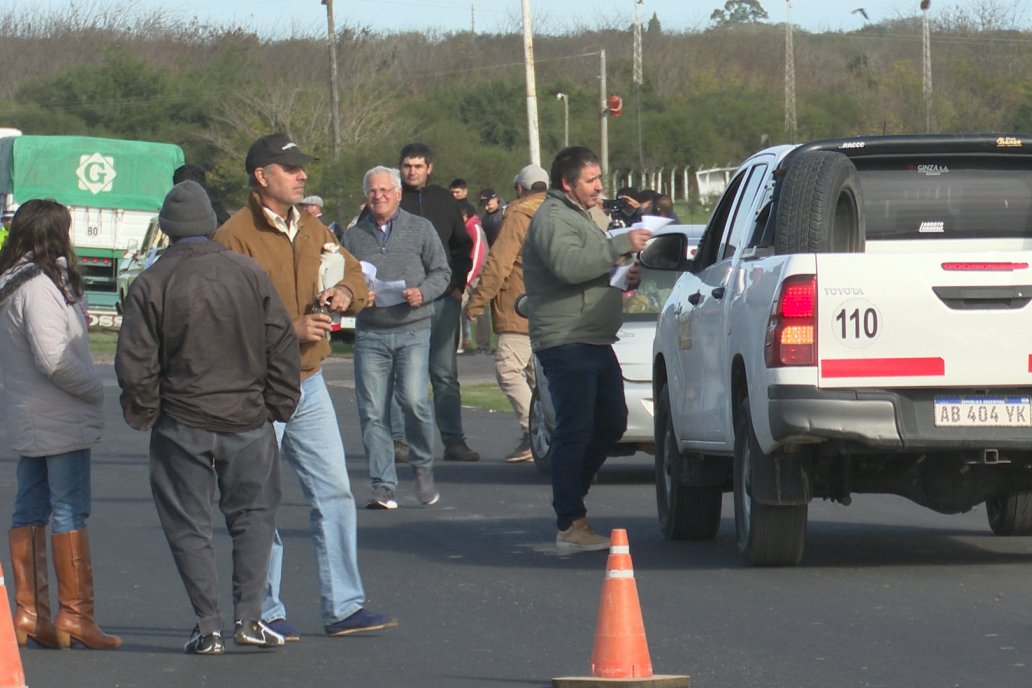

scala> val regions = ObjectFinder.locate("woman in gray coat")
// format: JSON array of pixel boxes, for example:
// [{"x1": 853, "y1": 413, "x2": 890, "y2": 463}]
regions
[{"x1": 0, "y1": 199, "x2": 120, "y2": 650}]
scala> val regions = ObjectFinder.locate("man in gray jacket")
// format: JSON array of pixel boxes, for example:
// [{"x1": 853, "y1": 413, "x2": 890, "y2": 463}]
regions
[
  {"x1": 341, "y1": 166, "x2": 451, "y2": 510},
  {"x1": 116, "y1": 181, "x2": 301, "y2": 654},
  {"x1": 523, "y1": 147, "x2": 650, "y2": 552}
]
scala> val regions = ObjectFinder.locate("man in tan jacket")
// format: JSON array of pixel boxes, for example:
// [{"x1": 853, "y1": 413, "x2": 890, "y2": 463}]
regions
[{"x1": 465, "y1": 164, "x2": 548, "y2": 462}]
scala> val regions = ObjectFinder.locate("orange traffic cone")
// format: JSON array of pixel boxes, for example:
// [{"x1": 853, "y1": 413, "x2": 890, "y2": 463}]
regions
[
  {"x1": 553, "y1": 530, "x2": 690, "y2": 687},
  {"x1": 0, "y1": 563, "x2": 27, "y2": 688}
]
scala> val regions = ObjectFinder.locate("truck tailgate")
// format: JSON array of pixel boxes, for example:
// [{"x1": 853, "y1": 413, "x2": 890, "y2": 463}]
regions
[{"x1": 815, "y1": 252, "x2": 1032, "y2": 389}]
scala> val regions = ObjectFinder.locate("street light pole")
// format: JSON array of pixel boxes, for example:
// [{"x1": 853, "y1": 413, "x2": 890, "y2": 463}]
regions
[
  {"x1": 556, "y1": 93, "x2": 569, "y2": 148},
  {"x1": 521, "y1": 0, "x2": 541, "y2": 166},
  {"x1": 321, "y1": 0, "x2": 341, "y2": 157},
  {"x1": 599, "y1": 49, "x2": 608, "y2": 188}
]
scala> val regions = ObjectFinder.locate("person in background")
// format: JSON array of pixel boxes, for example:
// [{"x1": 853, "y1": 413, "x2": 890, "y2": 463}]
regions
[
  {"x1": 522, "y1": 147, "x2": 650, "y2": 552},
  {"x1": 478, "y1": 188, "x2": 506, "y2": 246},
  {"x1": 457, "y1": 200, "x2": 487, "y2": 355},
  {"x1": 396, "y1": 142, "x2": 477, "y2": 463},
  {"x1": 298, "y1": 195, "x2": 324, "y2": 219},
  {"x1": 172, "y1": 163, "x2": 231, "y2": 226},
  {"x1": 0, "y1": 199, "x2": 120, "y2": 650},
  {"x1": 449, "y1": 178, "x2": 469, "y2": 201},
  {"x1": 116, "y1": 181, "x2": 301, "y2": 654},
  {"x1": 215, "y1": 133, "x2": 395, "y2": 641},
  {"x1": 652, "y1": 193, "x2": 682, "y2": 222},
  {"x1": 0, "y1": 209, "x2": 13, "y2": 250},
  {"x1": 341, "y1": 166, "x2": 451, "y2": 509},
  {"x1": 465, "y1": 164, "x2": 548, "y2": 463}
]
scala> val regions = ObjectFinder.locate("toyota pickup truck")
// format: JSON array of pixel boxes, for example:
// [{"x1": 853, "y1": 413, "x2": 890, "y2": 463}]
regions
[{"x1": 642, "y1": 134, "x2": 1032, "y2": 566}]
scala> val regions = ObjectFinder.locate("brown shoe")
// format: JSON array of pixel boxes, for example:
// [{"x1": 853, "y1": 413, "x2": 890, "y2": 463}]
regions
[
  {"x1": 443, "y1": 439, "x2": 479, "y2": 462},
  {"x1": 556, "y1": 518, "x2": 610, "y2": 552},
  {"x1": 9, "y1": 525, "x2": 59, "y2": 648},
  {"x1": 52, "y1": 529, "x2": 121, "y2": 649}
]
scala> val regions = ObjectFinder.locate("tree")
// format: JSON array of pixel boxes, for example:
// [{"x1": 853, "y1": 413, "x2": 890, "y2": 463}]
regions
[
  {"x1": 710, "y1": 0, "x2": 769, "y2": 27},
  {"x1": 648, "y1": 12, "x2": 662, "y2": 34}
]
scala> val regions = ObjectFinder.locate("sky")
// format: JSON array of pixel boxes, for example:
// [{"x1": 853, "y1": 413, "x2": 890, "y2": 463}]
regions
[{"x1": 13, "y1": 0, "x2": 1027, "y2": 37}]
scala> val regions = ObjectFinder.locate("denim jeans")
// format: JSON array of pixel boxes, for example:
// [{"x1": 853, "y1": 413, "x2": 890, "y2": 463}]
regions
[
  {"x1": 536, "y1": 344, "x2": 627, "y2": 531},
  {"x1": 12, "y1": 449, "x2": 91, "y2": 534},
  {"x1": 392, "y1": 294, "x2": 464, "y2": 446},
  {"x1": 262, "y1": 372, "x2": 365, "y2": 625},
  {"x1": 355, "y1": 328, "x2": 435, "y2": 490}
]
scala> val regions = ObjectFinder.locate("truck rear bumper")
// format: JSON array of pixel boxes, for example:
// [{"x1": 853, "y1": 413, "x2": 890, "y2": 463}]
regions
[{"x1": 768, "y1": 384, "x2": 1032, "y2": 451}]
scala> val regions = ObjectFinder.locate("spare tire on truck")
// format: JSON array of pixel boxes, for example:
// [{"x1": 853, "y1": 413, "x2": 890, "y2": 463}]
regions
[{"x1": 774, "y1": 150, "x2": 865, "y2": 254}]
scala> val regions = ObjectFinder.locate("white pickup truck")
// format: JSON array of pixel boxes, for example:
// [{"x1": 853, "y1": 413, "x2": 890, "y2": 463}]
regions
[{"x1": 643, "y1": 134, "x2": 1032, "y2": 566}]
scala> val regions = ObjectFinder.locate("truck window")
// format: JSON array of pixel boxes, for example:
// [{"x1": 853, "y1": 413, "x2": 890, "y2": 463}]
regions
[
  {"x1": 719, "y1": 162, "x2": 769, "y2": 261},
  {"x1": 695, "y1": 168, "x2": 747, "y2": 269},
  {"x1": 857, "y1": 157, "x2": 1032, "y2": 240}
]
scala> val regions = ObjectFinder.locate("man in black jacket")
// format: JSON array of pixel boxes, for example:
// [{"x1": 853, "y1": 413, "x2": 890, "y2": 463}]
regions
[
  {"x1": 116, "y1": 181, "x2": 301, "y2": 654},
  {"x1": 394, "y1": 143, "x2": 479, "y2": 462}
]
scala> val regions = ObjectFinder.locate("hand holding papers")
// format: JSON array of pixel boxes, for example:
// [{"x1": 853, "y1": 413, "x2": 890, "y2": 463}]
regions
[
  {"x1": 608, "y1": 215, "x2": 671, "y2": 290},
  {"x1": 361, "y1": 261, "x2": 408, "y2": 307}
]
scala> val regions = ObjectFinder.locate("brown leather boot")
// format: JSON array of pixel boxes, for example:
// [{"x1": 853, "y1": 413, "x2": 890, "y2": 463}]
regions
[
  {"x1": 9, "y1": 526, "x2": 59, "y2": 648},
  {"x1": 52, "y1": 529, "x2": 121, "y2": 649}
]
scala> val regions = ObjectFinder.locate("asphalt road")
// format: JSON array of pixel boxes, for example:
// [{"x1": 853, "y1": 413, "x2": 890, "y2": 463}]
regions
[{"x1": 4, "y1": 354, "x2": 1032, "y2": 688}]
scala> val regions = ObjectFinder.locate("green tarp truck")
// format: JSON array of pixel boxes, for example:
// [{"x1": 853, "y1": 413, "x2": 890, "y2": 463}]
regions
[{"x1": 0, "y1": 135, "x2": 184, "y2": 310}]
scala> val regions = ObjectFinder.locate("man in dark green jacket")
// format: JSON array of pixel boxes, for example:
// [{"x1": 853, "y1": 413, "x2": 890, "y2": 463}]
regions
[{"x1": 523, "y1": 147, "x2": 650, "y2": 552}]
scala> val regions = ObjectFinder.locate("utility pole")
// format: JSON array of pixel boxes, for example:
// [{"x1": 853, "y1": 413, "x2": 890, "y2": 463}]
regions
[
  {"x1": 471, "y1": 4, "x2": 475, "y2": 34},
  {"x1": 521, "y1": 0, "x2": 541, "y2": 166},
  {"x1": 922, "y1": 0, "x2": 932, "y2": 132},
  {"x1": 599, "y1": 49, "x2": 609, "y2": 186},
  {"x1": 633, "y1": 0, "x2": 644, "y2": 172},
  {"x1": 784, "y1": 0, "x2": 797, "y2": 142},
  {"x1": 556, "y1": 93, "x2": 569, "y2": 147},
  {"x1": 321, "y1": 0, "x2": 341, "y2": 157}
]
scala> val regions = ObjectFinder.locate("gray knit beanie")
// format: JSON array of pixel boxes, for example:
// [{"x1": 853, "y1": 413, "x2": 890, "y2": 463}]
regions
[{"x1": 159, "y1": 180, "x2": 217, "y2": 239}]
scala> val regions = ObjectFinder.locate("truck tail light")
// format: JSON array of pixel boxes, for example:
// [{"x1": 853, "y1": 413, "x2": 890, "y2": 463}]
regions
[{"x1": 765, "y1": 274, "x2": 816, "y2": 367}]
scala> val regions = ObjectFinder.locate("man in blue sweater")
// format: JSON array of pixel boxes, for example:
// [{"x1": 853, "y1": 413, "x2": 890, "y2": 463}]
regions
[{"x1": 341, "y1": 166, "x2": 452, "y2": 510}]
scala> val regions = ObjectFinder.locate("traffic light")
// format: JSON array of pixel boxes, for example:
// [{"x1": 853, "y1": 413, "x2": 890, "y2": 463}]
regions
[{"x1": 607, "y1": 94, "x2": 623, "y2": 117}]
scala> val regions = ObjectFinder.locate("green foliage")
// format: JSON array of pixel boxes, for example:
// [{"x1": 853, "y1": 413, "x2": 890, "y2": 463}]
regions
[
  {"x1": 710, "y1": 0, "x2": 770, "y2": 27},
  {"x1": 17, "y1": 47, "x2": 180, "y2": 140}
]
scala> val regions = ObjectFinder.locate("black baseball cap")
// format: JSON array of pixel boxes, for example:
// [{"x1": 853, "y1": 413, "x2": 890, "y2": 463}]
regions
[
  {"x1": 245, "y1": 133, "x2": 316, "y2": 173},
  {"x1": 478, "y1": 188, "x2": 497, "y2": 203}
]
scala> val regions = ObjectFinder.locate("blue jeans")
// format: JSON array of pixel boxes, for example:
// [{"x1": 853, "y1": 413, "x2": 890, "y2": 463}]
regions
[
  {"x1": 536, "y1": 344, "x2": 627, "y2": 531},
  {"x1": 262, "y1": 372, "x2": 365, "y2": 625},
  {"x1": 355, "y1": 328, "x2": 435, "y2": 490},
  {"x1": 392, "y1": 294, "x2": 464, "y2": 446},
  {"x1": 12, "y1": 449, "x2": 91, "y2": 534}
]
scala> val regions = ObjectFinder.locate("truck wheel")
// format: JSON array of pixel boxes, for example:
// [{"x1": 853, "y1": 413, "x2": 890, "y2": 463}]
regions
[
  {"x1": 774, "y1": 150, "x2": 864, "y2": 255},
  {"x1": 529, "y1": 387, "x2": 552, "y2": 474},
  {"x1": 734, "y1": 401, "x2": 807, "y2": 566},
  {"x1": 986, "y1": 493, "x2": 1032, "y2": 535},
  {"x1": 655, "y1": 384, "x2": 722, "y2": 540}
]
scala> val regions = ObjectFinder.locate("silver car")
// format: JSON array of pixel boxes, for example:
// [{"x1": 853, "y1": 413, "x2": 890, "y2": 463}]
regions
[{"x1": 528, "y1": 224, "x2": 705, "y2": 473}]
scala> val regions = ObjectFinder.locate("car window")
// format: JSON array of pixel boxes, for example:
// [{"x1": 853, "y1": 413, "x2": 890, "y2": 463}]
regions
[
  {"x1": 857, "y1": 157, "x2": 1032, "y2": 240},
  {"x1": 623, "y1": 265, "x2": 681, "y2": 322}
]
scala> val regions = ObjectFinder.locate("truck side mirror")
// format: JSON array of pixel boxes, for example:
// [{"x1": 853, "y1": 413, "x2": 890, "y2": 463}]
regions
[{"x1": 639, "y1": 234, "x2": 694, "y2": 272}]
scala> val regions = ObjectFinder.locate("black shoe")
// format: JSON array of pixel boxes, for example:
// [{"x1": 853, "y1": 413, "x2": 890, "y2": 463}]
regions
[
  {"x1": 184, "y1": 626, "x2": 225, "y2": 655},
  {"x1": 443, "y1": 439, "x2": 480, "y2": 462},
  {"x1": 233, "y1": 619, "x2": 285, "y2": 648}
]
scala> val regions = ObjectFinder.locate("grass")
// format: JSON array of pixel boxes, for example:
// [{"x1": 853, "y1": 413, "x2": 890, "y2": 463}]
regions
[
  {"x1": 88, "y1": 330, "x2": 119, "y2": 355},
  {"x1": 93, "y1": 330, "x2": 511, "y2": 412}
]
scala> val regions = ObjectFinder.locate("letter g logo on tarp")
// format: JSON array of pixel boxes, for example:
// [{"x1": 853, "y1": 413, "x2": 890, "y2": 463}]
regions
[{"x1": 76, "y1": 153, "x2": 117, "y2": 195}]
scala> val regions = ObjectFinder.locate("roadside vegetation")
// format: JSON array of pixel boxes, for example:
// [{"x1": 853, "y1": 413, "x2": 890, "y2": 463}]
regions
[{"x1": 2, "y1": 1, "x2": 1030, "y2": 225}]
